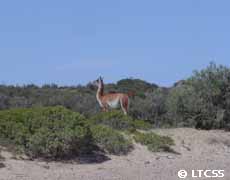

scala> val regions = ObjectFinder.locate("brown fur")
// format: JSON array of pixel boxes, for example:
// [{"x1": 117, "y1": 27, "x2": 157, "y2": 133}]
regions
[{"x1": 93, "y1": 77, "x2": 130, "y2": 115}]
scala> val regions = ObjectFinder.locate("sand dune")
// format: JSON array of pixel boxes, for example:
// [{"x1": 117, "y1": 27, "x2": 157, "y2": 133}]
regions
[{"x1": 1, "y1": 128, "x2": 230, "y2": 180}]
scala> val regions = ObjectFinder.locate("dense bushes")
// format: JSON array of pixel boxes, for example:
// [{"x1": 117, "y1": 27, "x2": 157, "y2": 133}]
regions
[
  {"x1": 89, "y1": 111, "x2": 152, "y2": 131},
  {"x1": 0, "y1": 62, "x2": 230, "y2": 130},
  {"x1": 0, "y1": 79, "x2": 157, "y2": 116},
  {"x1": 0, "y1": 106, "x2": 175, "y2": 159},
  {"x1": 130, "y1": 89, "x2": 168, "y2": 127},
  {"x1": 166, "y1": 63, "x2": 230, "y2": 129},
  {"x1": 130, "y1": 62, "x2": 230, "y2": 130},
  {"x1": 0, "y1": 85, "x2": 99, "y2": 116},
  {"x1": 0, "y1": 106, "x2": 139, "y2": 158},
  {"x1": 91, "y1": 125, "x2": 133, "y2": 155},
  {"x1": 166, "y1": 84, "x2": 200, "y2": 127},
  {"x1": 0, "y1": 106, "x2": 94, "y2": 159},
  {"x1": 187, "y1": 63, "x2": 230, "y2": 129},
  {"x1": 133, "y1": 131, "x2": 174, "y2": 152}
]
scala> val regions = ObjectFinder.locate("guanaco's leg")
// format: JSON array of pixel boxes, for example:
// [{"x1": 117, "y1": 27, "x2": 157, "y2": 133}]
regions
[{"x1": 120, "y1": 96, "x2": 129, "y2": 115}]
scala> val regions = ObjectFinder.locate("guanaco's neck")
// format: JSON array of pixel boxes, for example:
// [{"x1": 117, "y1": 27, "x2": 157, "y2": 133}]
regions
[{"x1": 96, "y1": 81, "x2": 104, "y2": 105}]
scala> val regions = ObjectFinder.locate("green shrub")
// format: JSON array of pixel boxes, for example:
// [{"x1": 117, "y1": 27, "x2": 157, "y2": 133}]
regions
[
  {"x1": 89, "y1": 111, "x2": 132, "y2": 130},
  {"x1": 130, "y1": 89, "x2": 168, "y2": 127},
  {"x1": 0, "y1": 106, "x2": 94, "y2": 159},
  {"x1": 133, "y1": 131, "x2": 174, "y2": 152},
  {"x1": 187, "y1": 62, "x2": 230, "y2": 129},
  {"x1": 91, "y1": 125, "x2": 133, "y2": 155},
  {"x1": 166, "y1": 84, "x2": 201, "y2": 127},
  {"x1": 132, "y1": 119, "x2": 152, "y2": 130},
  {"x1": 89, "y1": 111, "x2": 152, "y2": 131}
]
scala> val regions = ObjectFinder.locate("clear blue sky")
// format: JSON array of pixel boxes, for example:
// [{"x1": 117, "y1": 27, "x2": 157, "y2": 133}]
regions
[{"x1": 0, "y1": 0, "x2": 230, "y2": 87}]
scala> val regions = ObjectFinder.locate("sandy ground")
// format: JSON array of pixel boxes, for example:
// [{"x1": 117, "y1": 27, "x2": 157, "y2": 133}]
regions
[{"x1": 1, "y1": 128, "x2": 230, "y2": 180}]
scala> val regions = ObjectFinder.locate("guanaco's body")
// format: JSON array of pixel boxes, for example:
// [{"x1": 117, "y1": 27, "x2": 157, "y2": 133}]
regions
[{"x1": 93, "y1": 77, "x2": 131, "y2": 115}]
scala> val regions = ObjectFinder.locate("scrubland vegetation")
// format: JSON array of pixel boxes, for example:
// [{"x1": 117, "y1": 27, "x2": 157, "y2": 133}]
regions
[
  {"x1": 0, "y1": 106, "x2": 172, "y2": 159},
  {"x1": 0, "y1": 62, "x2": 230, "y2": 159}
]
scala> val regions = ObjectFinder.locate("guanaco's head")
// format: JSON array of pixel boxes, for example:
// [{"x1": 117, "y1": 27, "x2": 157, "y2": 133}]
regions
[{"x1": 93, "y1": 76, "x2": 103, "y2": 87}]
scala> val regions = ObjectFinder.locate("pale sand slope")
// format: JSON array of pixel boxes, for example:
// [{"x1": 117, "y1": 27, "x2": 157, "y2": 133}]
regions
[{"x1": 1, "y1": 128, "x2": 230, "y2": 180}]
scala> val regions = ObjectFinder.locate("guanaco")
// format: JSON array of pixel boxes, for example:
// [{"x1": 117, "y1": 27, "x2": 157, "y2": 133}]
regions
[{"x1": 93, "y1": 77, "x2": 133, "y2": 115}]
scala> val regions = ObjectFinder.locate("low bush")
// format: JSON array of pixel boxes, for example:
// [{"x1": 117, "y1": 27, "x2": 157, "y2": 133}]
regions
[
  {"x1": 133, "y1": 131, "x2": 174, "y2": 152},
  {"x1": 0, "y1": 106, "x2": 175, "y2": 159},
  {"x1": 91, "y1": 125, "x2": 133, "y2": 155},
  {"x1": 0, "y1": 107, "x2": 138, "y2": 159},
  {"x1": 89, "y1": 111, "x2": 152, "y2": 131},
  {"x1": 132, "y1": 119, "x2": 152, "y2": 130},
  {"x1": 0, "y1": 106, "x2": 94, "y2": 159}
]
